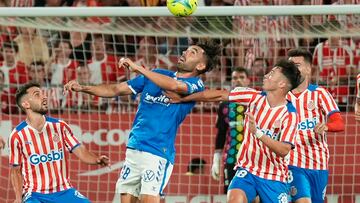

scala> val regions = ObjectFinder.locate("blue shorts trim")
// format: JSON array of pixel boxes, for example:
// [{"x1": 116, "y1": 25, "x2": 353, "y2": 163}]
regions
[
  {"x1": 23, "y1": 188, "x2": 90, "y2": 203},
  {"x1": 228, "y1": 167, "x2": 288, "y2": 203},
  {"x1": 288, "y1": 165, "x2": 328, "y2": 203}
]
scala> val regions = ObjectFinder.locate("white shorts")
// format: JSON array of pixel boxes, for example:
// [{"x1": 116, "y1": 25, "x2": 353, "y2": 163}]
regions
[{"x1": 115, "y1": 148, "x2": 173, "y2": 197}]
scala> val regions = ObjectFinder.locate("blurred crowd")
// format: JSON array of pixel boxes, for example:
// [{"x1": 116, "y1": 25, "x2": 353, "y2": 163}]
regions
[{"x1": 0, "y1": 0, "x2": 359, "y2": 114}]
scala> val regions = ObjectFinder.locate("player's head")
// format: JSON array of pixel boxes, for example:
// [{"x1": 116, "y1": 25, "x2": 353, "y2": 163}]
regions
[
  {"x1": 16, "y1": 82, "x2": 48, "y2": 115},
  {"x1": 263, "y1": 59, "x2": 301, "y2": 92},
  {"x1": 288, "y1": 48, "x2": 313, "y2": 78},
  {"x1": 177, "y1": 39, "x2": 221, "y2": 75},
  {"x1": 231, "y1": 67, "x2": 250, "y2": 88}
]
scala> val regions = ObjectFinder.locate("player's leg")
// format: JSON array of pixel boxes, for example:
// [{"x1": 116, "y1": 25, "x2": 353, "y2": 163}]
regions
[
  {"x1": 309, "y1": 169, "x2": 328, "y2": 203},
  {"x1": 288, "y1": 166, "x2": 311, "y2": 203},
  {"x1": 138, "y1": 151, "x2": 174, "y2": 203},
  {"x1": 255, "y1": 176, "x2": 288, "y2": 203},
  {"x1": 53, "y1": 188, "x2": 91, "y2": 203},
  {"x1": 224, "y1": 163, "x2": 236, "y2": 193},
  {"x1": 116, "y1": 149, "x2": 143, "y2": 203},
  {"x1": 227, "y1": 168, "x2": 257, "y2": 203}
]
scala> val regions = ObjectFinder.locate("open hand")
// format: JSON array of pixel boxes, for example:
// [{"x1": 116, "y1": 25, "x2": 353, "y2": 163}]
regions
[
  {"x1": 64, "y1": 80, "x2": 83, "y2": 94},
  {"x1": 97, "y1": 155, "x2": 110, "y2": 167},
  {"x1": 164, "y1": 91, "x2": 182, "y2": 103},
  {"x1": 245, "y1": 112, "x2": 257, "y2": 134},
  {"x1": 314, "y1": 123, "x2": 328, "y2": 135},
  {"x1": 119, "y1": 57, "x2": 141, "y2": 73}
]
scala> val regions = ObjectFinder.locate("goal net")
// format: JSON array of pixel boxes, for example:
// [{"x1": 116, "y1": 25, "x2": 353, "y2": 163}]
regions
[{"x1": 0, "y1": 5, "x2": 359, "y2": 203}]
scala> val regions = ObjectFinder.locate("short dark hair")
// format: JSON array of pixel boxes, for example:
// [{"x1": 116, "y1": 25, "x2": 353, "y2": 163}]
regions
[
  {"x1": 2, "y1": 41, "x2": 19, "y2": 53},
  {"x1": 232, "y1": 67, "x2": 249, "y2": 77},
  {"x1": 274, "y1": 59, "x2": 301, "y2": 91},
  {"x1": 254, "y1": 57, "x2": 269, "y2": 68},
  {"x1": 288, "y1": 49, "x2": 313, "y2": 65},
  {"x1": 196, "y1": 39, "x2": 221, "y2": 74},
  {"x1": 15, "y1": 82, "x2": 41, "y2": 110},
  {"x1": 30, "y1": 60, "x2": 45, "y2": 67}
]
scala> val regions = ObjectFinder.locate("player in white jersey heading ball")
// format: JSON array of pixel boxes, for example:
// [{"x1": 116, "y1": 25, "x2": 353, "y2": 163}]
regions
[
  {"x1": 286, "y1": 49, "x2": 345, "y2": 203},
  {"x1": 168, "y1": 59, "x2": 302, "y2": 203},
  {"x1": 9, "y1": 82, "x2": 109, "y2": 203}
]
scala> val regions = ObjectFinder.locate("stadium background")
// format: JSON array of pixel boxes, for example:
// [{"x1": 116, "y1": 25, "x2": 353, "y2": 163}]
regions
[{"x1": 0, "y1": 0, "x2": 359, "y2": 202}]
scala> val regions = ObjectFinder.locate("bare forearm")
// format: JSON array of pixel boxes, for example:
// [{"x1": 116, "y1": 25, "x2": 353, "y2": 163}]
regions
[
  {"x1": 182, "y1": 90, "x2": 229, "y2": 102},
  {"x1": 138, "y1": 68, "x2": 187, "y2": 93},
  {"x1": 10, "y1": 168, "x2": 23, "y2": 200},
  {"x1": 258, "y1": 136, "x2": 291, "y2": 158},
  {"x1": 82, "y1": 82, "x2": 130, "y2": 98},
  {"x1": 73, "y1": 146, "x2": 99, "y2": 165}
]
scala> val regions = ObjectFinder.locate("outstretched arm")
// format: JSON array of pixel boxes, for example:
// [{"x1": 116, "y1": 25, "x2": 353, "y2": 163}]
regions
[
  {"x1": 167, "y1": 89, "x2": 230, "y2": 103},
  {"x1": 119, "y1": 58, "x2": 189, "y2": 94},
  {"x1": 64, "y1": 80, "x2": 133, "y2": 98},
  {"x1": 72, "y1": 145, "x2": 109, "y2": 167}
]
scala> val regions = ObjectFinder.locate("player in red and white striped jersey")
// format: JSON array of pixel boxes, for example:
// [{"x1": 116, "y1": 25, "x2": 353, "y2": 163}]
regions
[
  {"x1": 355, "y1": 74, "x2": 360, "y2": 121},
  {"x1": 287, "y1": 49, "x2": 345, "y2": 203},
  {"x1": 172, "y1": 59, "x2": 302, "y2": 203},
  {"x1": 9, "y1": 83, "x2": 109, "y2": 203}
]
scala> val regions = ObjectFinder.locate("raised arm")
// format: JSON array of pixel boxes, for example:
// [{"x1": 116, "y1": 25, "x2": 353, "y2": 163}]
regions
[
  {"x1": 72, "y1": 145, "x2": 109, "y2": 167},
  {"x1": 64, "y1": 80, "x2": 133, "y2": 98},
  {"x1": 119, "y1": 58, "x2": 189, "y2": 94},
  {"x1": 247, "y1": 113, "x2": 293, "y2": 158},
  {"x1": 167, "y1": 89, "x2": 230, "y2": 103}
]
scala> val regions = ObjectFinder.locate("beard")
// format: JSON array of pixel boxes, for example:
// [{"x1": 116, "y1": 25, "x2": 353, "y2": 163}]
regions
[{"x1": 33, "y1": 106, "x2": 48, "y2": 115}]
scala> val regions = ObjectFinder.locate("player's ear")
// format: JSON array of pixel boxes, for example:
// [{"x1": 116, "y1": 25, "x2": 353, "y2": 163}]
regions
[{"x1": 196, "y1": 62, "x2": 206, "y2": 72}]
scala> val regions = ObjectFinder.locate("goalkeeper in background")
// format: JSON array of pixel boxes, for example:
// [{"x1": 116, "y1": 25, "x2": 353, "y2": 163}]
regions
[
  {"x1": 64, "y1": 39, "x2": 221, "y2": 203},
  {"x1": 211, "y1": 67, "x2": 250, "y2": 192}
]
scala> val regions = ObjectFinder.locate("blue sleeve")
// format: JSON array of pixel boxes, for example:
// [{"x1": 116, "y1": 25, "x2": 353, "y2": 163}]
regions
[
  {"x1": 183, "y1": 79, "x2": 205, "y2": 95},
  {"x1": 127, "y1": 75, "x2": 146, "y2": 94}
]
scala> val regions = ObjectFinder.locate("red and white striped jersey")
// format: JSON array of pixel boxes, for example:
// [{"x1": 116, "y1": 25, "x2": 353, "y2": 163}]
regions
[
  {"x1": 50, "y1": 60, "x2": 78, "y2": 85},
  {"x1": 357, "y1": 74, "x2": 360, "y2": 98},
  {"x1": 229, "y1": 87, "x2": 298, "y2": 182},
  {"x1": 286, "y1": 84, "x2": 340, "y2": 170},
  {"x1": 87, "y1": 55, "x2": 125, "y2": 85},
  {"x1": 9, "y1": 116, "x2": 80, "y2": 194}
]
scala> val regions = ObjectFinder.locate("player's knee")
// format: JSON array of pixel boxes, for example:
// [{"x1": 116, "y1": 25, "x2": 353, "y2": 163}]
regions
[
  {"x1": 227, "y1": 189, "x2": 247, "y2": 203},
  {"x1": 139, "y1": 194, "x2": 160, "y2": 203}
]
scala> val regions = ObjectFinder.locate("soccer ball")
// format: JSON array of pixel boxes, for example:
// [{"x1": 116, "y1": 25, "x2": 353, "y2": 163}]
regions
[{"x1": 167, "y1": 0, "x2": 198, "y2": 17}]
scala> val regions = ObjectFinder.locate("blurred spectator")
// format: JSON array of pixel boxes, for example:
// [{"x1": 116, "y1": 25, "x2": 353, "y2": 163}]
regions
[
  {"x1": 248, "y1": 57, "x2": 269, "y2": 88},
  {"x1": 0, "y1": 69, "x2": 17, "y2": 114},
  {"x1": 63, "y1": 64, "x2": 105, "y2": 112},
  {"x1": 133, "y1": 36, "x2": 174, "y2": 77},
  {"x1": 88, "y1": 34, "x2": 125, "y2": 84},
  {"x1": 11, "y1": 0, "x2": 34, "y2": 6},
  {"x1": 29, "y1": 61, "x2": 63, "y2": 112},
  {"x1": 185, "y1": 158, "x2": 207, "y2": 176},
  {"x1": 313, "y1": 20, "x2": 354, "y2": 84},
  {"x1": 49, "y1": 40, "x2": 78, "y2": 85},
  {"x1": 0, "y1": 41, "x2": 28, "y2": 92},
  {"x1": 328, "y1": 71, "x2": 349, "y2": 111},
  {"x1": 14, "y1": 27, "x2": 49, "y2": 66},
  {"x1": 44, "y1": 0, "x2": 74, "y2": 6}
]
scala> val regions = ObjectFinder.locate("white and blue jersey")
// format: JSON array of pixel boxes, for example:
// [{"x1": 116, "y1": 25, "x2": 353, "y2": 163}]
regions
[{"x1": 126, "y1": 68, "x2": 204, "y2": 163}]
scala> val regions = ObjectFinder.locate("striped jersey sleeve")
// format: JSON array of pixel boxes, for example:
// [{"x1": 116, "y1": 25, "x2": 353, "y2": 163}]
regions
[
  {"x1": 9, "y1": 129, "x2": 23, "y2": 166},
  {"x1": 318, "y1": 87, "x2": 340, "y2": 116},
  {"x1": 228, "y1": 87, "x2": 259, "y2": 106},
  {"x1": 60, "y1": 121, "x2": 80, "y2": 153}
]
